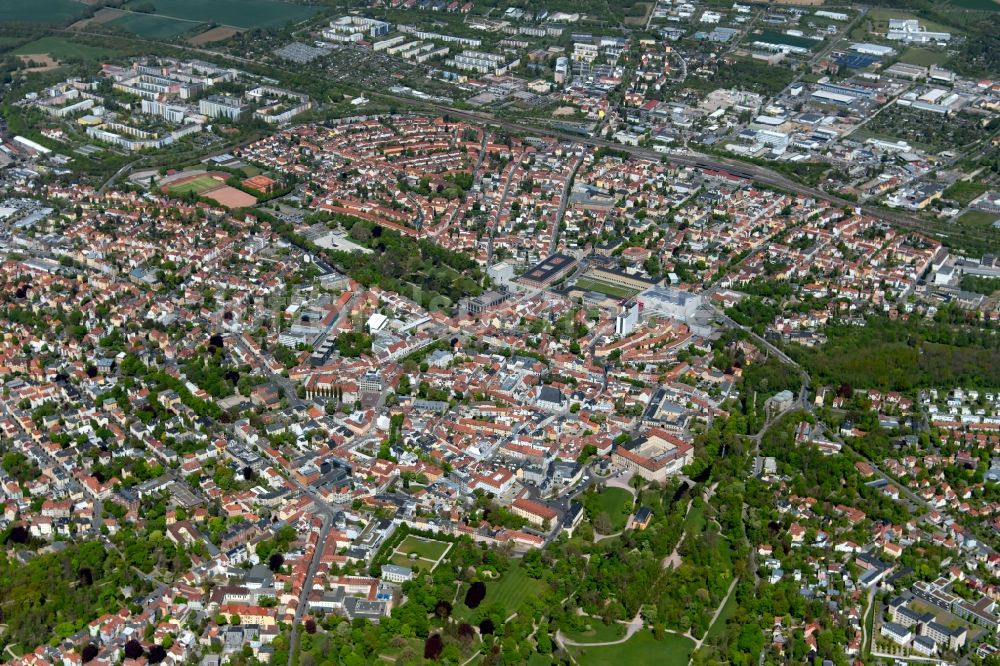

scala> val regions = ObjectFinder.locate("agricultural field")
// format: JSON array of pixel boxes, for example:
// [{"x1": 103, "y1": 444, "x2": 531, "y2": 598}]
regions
[
  {"x1": 123, "y1": 0, "x2": 319, "y2": 28},
  {"x1": 0, "y1": 0, "x2": 86, "y2": 24},
  {"x1": 188, "y1": 26, "x2": 243, "y2": 46},
  {"x1": 949, "y1": 0, "x2": 1000, "y2": 10},
  {"x1": 571, "y1": 630, "x2": 694, "y2": 666},
  {"x1": 107, "y1": 12, "x2": 201, "y2": 40},
  {"x1": 13, "y1": 37, "x2": 119, "y2": 61},
  {"x1": 70, "y1": 7, "x2": 127, "y2": 30}
]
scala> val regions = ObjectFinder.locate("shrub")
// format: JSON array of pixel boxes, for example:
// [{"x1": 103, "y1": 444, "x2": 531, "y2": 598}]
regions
[
  {"x1": 424, "y1": 634, "x2": 443, "y2": 660},
  {"x1": 464, "y1": 581, "x2": 486, "y2": 609}
]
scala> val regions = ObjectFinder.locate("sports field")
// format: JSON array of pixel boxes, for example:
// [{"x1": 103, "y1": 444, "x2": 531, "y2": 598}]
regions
[
  {"x1": 108, "y1": 12, "x2": 201, "y2": 39},
  {"x1": 204, "y1": 187, "x2": 257, "y2": 208},
  {"x1": 167, "y1": 175, "x2": 223, "y2": 196},
  {"x1": 0, "y1": 0, "x2": 85, "y2": 24},
  {"x1": 571, "y1": 631, "x2": 694, "y2": 666},
  {"x1": 574, "y1": 277, "x2": 638, "y2": 299},
  {"x1": 124, "y1": 0, "x2": 319, "y2": 28}
]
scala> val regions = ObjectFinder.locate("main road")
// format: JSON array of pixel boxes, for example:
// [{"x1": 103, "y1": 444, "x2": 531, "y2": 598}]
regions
[{"x1": 286, "y1": 513, "x2": 332, "y2": 666}]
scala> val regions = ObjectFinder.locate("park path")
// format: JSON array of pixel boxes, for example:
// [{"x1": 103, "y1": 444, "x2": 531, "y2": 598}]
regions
[
  {"x1": 556, "y1": 609, "x2": 646, "y2": 647},
  {"x1": 593, "y1": 530, "x2": 623, "y2": 542},
  {"x1": 661, "y1": 498, "x2": 693, "y2": 569},
  {"x1": 662, "y1": 483, "x2": 719, "y2": 570},
  {"x1": 693, "y1": 576, "x2": 739, "y2": 651}
]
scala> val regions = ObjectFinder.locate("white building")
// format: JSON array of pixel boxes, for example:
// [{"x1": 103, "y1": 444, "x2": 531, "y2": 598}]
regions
[
  {"x1": 487, "y1": 262, "x2": 515, "y2": 285},
  {"x1": 198, "y1": 95, "x2": 247, "y2": 121},
  {"x1": 572, "y1": 42, "x2": 599, "y2": 63},
  {"x1": 886, "y1": 19, "x2": 950, "y2": 44},
  {"x1": 851, "y1": 43, "x2": 895, "y2": 57},
  {"x1": 141, "y1": 99, "x2": 187, "y2": 123},
  {"x1": 638, "y1": 285, "x2": 702, "y2": 321},
  {"x1": 880, "y1": 621, "x2": 913, "y2": 645},
  {"x1": 323, "y1": 16, "x2": 392, "y2": 42},
  {"x1": 615, "y1": 302, "x2": 640, "y2": 337},
  {"x1": 554, "y1": 56, "x2": 569, "y2": 84},
  {"x1": 381, "y1": 564, "x2": 414, "y2": 583}
]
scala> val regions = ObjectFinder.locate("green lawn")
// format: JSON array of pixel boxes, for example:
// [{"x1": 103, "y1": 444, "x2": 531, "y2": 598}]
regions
[
  {"x1": 563, "y1": 622, "x2": 626, "y2": 643},
  {"x1": 0, "y1": 37, "x2": 28, "y2": 53},
  {"x1": 683, "y1": 501, "x2": 705, "y2": 536},
  {"x1": 863, "y1": 593, "x2": 876, "y2": 656},
  {"x1": 389, "y1": 553, "x2": 424, "y2": 569},
  {"x1": 587, "y1": 486, "x2": 634, "y2": 532},
  {"x1": 125, "y1": 0, "x2": 319, "y2": 28},
  {"x1": 867, "y1": 8, "x2": 959, "y2": 36},
  {"x1": 956, "y1": 209, "x2": 1000, "y2": 232},
  {"x1": 456, "y1": 563, "x2": 543, "y2": 620},
  {"x1": 899, "y1": 47, "x2": 948, "y2": 66},
  {"x1": 867, "y1": 7, "x2": 963, "y2": 37},
  {"x1": 705, "y1": 584, "x2": 737, "y2": 641},
  {"x1": 487, "y1": 563, "x2": 542, "y2": 615},
  {"x1": 943, "y1": 180, "x2": 989, "y2": 206},
  {"x1": 574, "y1": 277, "x2": 639, "y2": 299},
  {"x1": 13, "y1": 37, "x2": 118, "y2": 60},
  {"x1": 108, "y1": 12, "x2": 202, "y2": 39},
  {"x1": 572, "y1": 631, "x2": 694, "y2": 666},
  {"x1": 394, "y1": 535, "x2": 450, "y2": 561},
  {"x1": 0, "y1": 0, "x2": 85, "y2": 24}
]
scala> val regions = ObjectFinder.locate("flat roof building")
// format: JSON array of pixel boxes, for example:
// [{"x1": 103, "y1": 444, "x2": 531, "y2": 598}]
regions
[{"x1": 517, "y1": 253, "x2": 578, "y2": 289}]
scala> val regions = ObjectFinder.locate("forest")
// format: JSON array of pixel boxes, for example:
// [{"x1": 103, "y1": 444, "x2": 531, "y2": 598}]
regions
[
  {"x1": 789, "y1": 314, "x2": 1000, "y2": 390},
  {"x1": 0, "y1": 541, "x2": 148, "y2": 655}
]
